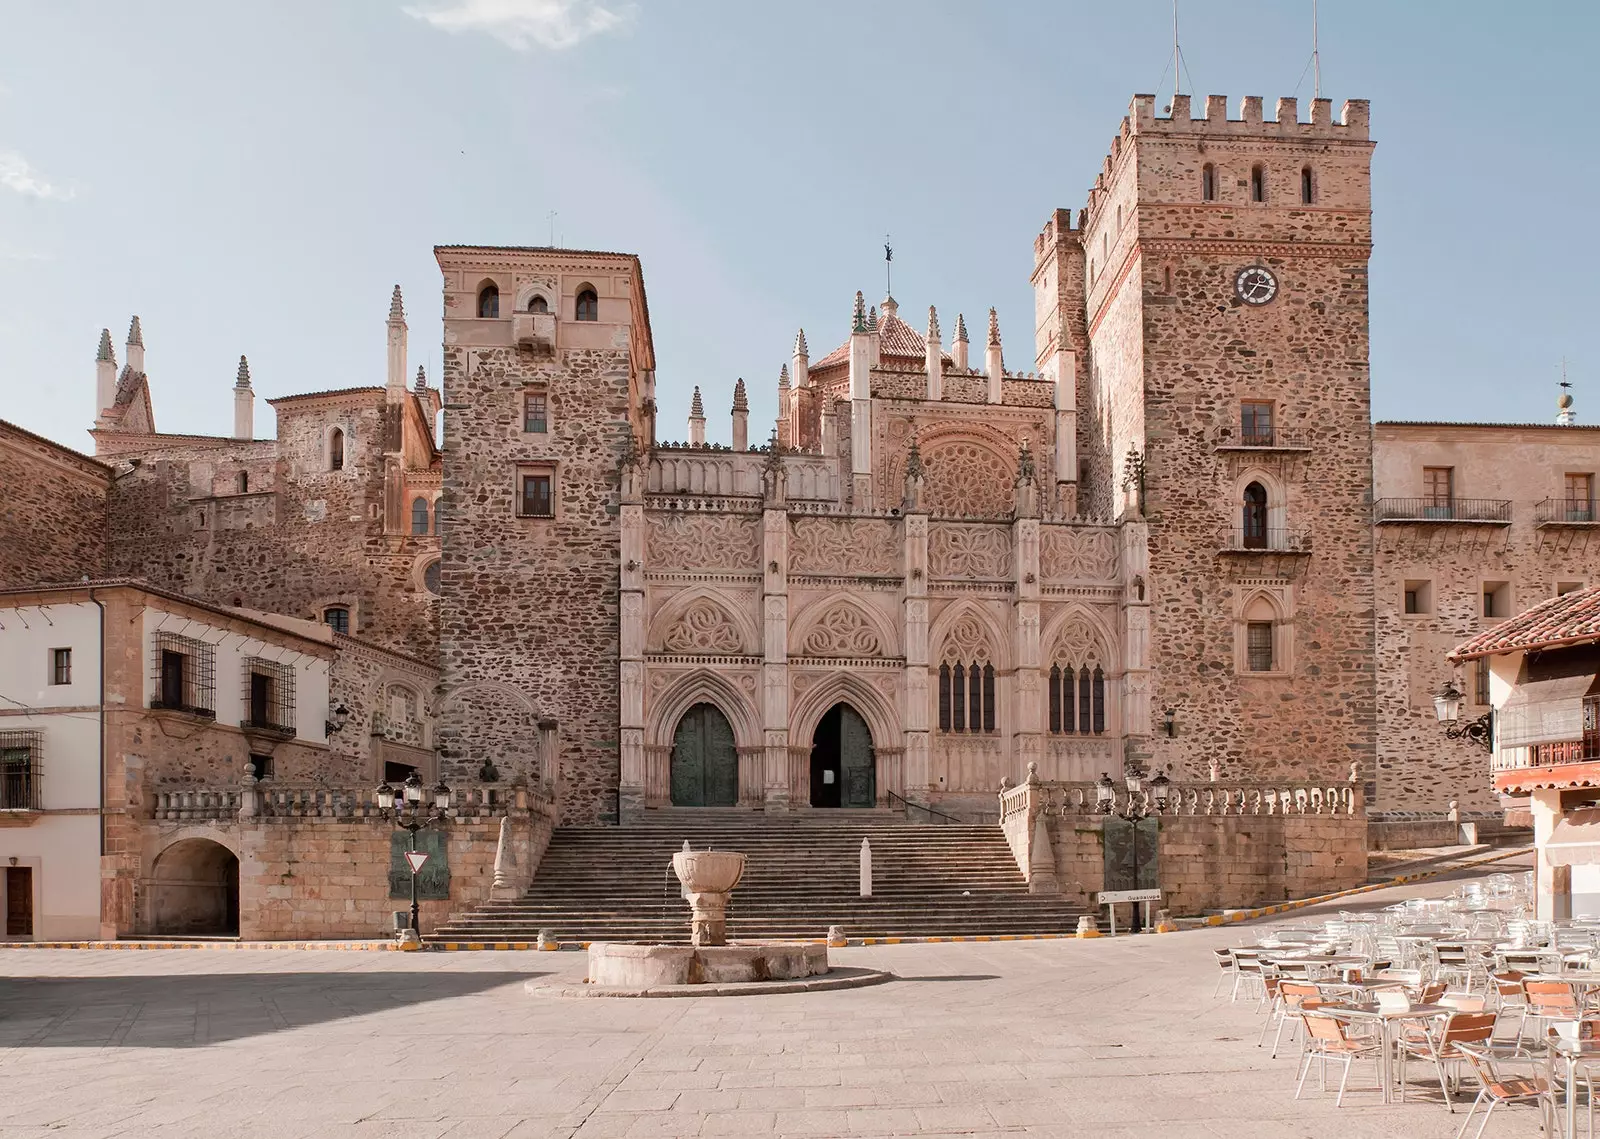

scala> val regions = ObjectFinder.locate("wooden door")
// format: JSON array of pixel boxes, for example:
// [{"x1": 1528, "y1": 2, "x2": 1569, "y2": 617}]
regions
[
  {"x1": 838, "y1": 706, "x2": 876, "y2": 808},
  {"x1": 670, "y1": 704, "x2": 738, "y2": 807},
  {"x1": 5, "y1": 866, "x2": 32, "y2": 936}
]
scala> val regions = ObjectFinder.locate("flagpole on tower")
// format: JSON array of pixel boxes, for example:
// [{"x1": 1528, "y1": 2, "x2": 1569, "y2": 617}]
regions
[{"x1": 884, "y1": 235, "x2": 893, "y2": 297}]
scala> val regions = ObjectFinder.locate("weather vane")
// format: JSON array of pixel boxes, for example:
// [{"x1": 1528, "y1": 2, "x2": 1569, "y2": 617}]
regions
[{"x1": 884, "y1": 235, "x2": 893, "y2": 296}]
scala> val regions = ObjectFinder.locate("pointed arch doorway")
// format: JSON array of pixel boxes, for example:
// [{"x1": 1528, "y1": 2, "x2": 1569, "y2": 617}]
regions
[
  {"x1": 810, "y1": 703, "x2": 875, "y2": 808},
  {"x1": 670, "y1": 703, "x2": 738, "y2": 806}
]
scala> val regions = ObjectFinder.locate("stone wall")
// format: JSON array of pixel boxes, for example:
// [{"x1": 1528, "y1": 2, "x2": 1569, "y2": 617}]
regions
[{"x1": 0, "y1": 420, "x2": 109, "y2": 588}]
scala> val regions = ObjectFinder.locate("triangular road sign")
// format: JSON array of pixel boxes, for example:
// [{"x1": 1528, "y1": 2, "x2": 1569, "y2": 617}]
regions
[{"x1": 404, "y1": 850, "x2": 429, "y2": 874}]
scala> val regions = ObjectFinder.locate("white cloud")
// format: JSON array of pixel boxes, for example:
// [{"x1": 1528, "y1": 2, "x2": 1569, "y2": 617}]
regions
[
  {"x1": 0, "y1": 151, "x2": 72, "y2": 200},
  {"x1": 0, "y1": 249, "x2": 53, "y2": 261},
  {"x1": 404, "y1": 0, "x2": 632, "y2": 50}
]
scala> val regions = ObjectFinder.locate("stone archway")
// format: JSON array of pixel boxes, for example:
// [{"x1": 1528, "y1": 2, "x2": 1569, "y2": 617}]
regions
[
  {"x1": 670, "y1": 703, "x2": 739, "y2": 807},
  {"x1": 149, "y1": 838, "x2": 239, "y2": 935},
  {"x1": 810, "y1": 703, "x2": 875, "y2": 809}
]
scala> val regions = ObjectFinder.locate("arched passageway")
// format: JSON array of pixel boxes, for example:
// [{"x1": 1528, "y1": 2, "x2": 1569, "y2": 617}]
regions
[
  {"x1": 810, "y1": 703, "x2": 875, "y2": 808},
  {"x1": 149, "y1": 838, "x2": 239, "y2": 935},
  {"x1": 669, "y1": 703, "x2": 738, "y2": 806}
]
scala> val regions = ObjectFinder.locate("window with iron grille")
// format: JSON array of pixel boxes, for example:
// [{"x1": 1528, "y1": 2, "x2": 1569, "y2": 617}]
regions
[
  {"x1": 518, "y1": 470, "x2": 554, "y2": 518},
  {"x1": 1246, "y1": 622, "x2": 1275, "y2": 672},
  {"x1": 243, "y1": 657, "x2": 296, "y2": 734},
  {"x1": 1474, "y1": 658, "x2": 1491, "y2": 706},
  {"x1": 149, "y1": 632, "x2": 216, "y2": 717},
  {"x1": 937, "y1": 660, "x2": 996, "y2": 733},
  {"x1": 0, "y1": 731, "x2": 42, "y2": 811},
  {"x1": 1048, "y1": 663, "x2": 1106, "y2": 735}
]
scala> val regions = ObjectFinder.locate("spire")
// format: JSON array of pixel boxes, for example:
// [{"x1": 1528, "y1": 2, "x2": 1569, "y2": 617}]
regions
[
  {"x1": 233, "y1": 356, "x2": 254, "y2": 440},
  {"x1": 235, "y1": 355, "x2": 251, "y2": 390},
  {"x1": 732, "y1": 377, "x2": 748, "y2": 412},
  {"x1": 778, "y1": 364, "x2": 790, "y2": 392},
  {"x1": 868, "y1": 306, "x2": 878, "y2": 331},
  {"x1": 127, "y1": 316, "x2": 143, "y2": 348},
  {"x1": 96, "y1": 329, "x2": 115, "y2": 363},
  {"x1": 688, "y1": 385, "x2": 706, "y2": 446},
  {"x1": 851, "y1": 291, "x2": 867, "y2": 334},
  {"x1": 955, "y1": 313, "x2": 969, "y2": 343},
  {"x1": 988, "y1": 307, "x2": 1001, "y2": 346},
  {"x1": 415, "y1": 364, "x2": 427, "y2": 393},
  {"x1": 927, "y1": 305, "x2": 940, "y2": 341},
  {"x1": 389, "y1": 285, "x2": 405, "y2": 322},
  {"x1": 690, "y1": 386, "x2": 704, "y2": 417},
  {"x1": 794, "y1": 329, "x2": 809, "y2": 357}
]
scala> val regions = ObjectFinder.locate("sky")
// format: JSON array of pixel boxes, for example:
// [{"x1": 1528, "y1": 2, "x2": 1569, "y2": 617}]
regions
[{"x1": 2, "y1": 0, "x2": 1596, "y2": 452}]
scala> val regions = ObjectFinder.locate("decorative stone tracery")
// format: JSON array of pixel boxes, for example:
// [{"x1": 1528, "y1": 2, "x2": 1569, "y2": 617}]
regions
[
  {"x1": 1039, "y1": 527, "x2": 1118, "y2": 581},
  {"x1": 929, "y1": 524, "x2": 1012, "y2": 580},
  {"x1": 798, "y1": 603, "x2": 884, "y2": 658},
  {"x1": 788, "y1": 517, "x2": 897, "y2": 575},
  {"x1": 922, "y1": 441, "x2": 1015, "y2": 517},
  {"x1": 647, "y1": 514, "x2": 760, "y2": 572},
  {"x1": 662, "y1": 599, "x2": 744, "y2": 655}
]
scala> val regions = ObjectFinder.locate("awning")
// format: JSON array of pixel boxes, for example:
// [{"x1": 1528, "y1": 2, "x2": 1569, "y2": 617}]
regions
[
  {"x1": 1545, "y1": 809, "x2": 1600, "y2": 867},
  {"x1": 1498, "y1": 649, "x2": 1600, "y2": 749}
]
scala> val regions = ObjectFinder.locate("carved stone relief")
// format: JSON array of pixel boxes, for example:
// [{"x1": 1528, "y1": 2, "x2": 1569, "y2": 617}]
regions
[
  {"x1": 662, "y1": 599, "x2": 744, "y2": 654},
  {"x1": 923, "y1": 442, "x2": 1015, "y2": 517},
  {"x1": 929, "y1": 524, "x2": 1013, "y2": 579},
  {"x1": 1040, "y1": 527, "x2": 1118, "y2": 581},
  {"x1": 941, "y1": 613, "x2": 993, "y2": 662},
  {"x1": 647, "y1": 514, "x2": 760, "y2": 571},
  {"x1": 789, "y1": 518, "x2": 897, "y2": 575},
  {"x1": 797, "y1": 603, "x2": 884, "y2": 658}
]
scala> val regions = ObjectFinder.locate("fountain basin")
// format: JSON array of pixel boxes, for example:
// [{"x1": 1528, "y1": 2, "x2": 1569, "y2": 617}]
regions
[
  {"x1": 587, "y1": 941, "x2": 828, "y2": 987},
  {"x1": 671, "y1": 850, "x2": 746, "y2": 893}
]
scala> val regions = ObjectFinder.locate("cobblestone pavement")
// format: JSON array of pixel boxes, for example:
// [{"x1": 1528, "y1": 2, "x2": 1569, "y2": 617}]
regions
[{"x1": 0, "y1": 857, "x2": 1543, "y2": 1139}]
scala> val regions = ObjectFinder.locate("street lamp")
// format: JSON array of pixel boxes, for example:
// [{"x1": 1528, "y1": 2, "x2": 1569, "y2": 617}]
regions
[
  {"x1": 324, "y1": 701, "x2": 351, "y2": 737},
  {"x1": 1432, "y1": 680, "x2": 1494, "y2": 751},
  {"x1": 375, "y1": 770, "x2": 451, "y2": 938},
  {"x1": 1096, "y1": 762, "x2": 1172, "y2": 933}
]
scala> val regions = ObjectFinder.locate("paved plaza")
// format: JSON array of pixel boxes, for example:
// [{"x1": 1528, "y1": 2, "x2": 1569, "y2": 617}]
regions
[{"x1": 1, "y1": 857, "x2": 1542, "y2": 1139}]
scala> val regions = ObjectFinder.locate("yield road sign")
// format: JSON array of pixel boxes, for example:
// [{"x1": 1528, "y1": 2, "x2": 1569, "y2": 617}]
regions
[{"x1": 404, "y1": 850, "x2": 430, "y2": 874}]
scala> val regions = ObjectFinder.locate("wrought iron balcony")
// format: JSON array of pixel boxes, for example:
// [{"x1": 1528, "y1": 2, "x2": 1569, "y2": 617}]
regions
[
  {"x1": 1214, "y1": 427, "x2": 1311, "y2": 452},
  {"x1": 1536, "y1": 498, "x2": 1600, "y2": 527},
  {"x1": 1373, "y1": 497, "x2": 1512, "y2": 524},
  {"x1": 1219, "y1": 527, "x2": 1312, "y2": 554}
]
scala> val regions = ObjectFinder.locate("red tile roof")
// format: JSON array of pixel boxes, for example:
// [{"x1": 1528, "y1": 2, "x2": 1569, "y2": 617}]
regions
[
  {"x1": 813, "y1": 311, "x2": 942, "y2": 371},
  {"x1": 1449, "y1": 584, "x2": 1600, "y2": 660}
]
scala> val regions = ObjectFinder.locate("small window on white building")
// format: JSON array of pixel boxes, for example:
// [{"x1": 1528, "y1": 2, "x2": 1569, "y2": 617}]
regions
[{"x1": 49, "y1": 648, "x2": 71, "y2": 686}]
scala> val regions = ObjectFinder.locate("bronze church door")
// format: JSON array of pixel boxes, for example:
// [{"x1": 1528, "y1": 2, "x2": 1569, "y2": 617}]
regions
[
  {"x1": 811, "y1": 704, "x2": 875, "y2": 809},
  {"x1": 670, "y1": 703, "x2": 738, "y2": 807}
]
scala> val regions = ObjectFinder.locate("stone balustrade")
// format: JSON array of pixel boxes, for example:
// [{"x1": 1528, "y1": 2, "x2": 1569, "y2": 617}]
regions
[
  {"x1": 150, "y1": 778, "x2": 557, "y2": 823},
  {"x1": 150, "y1": 788, "x2": 243, "y2": 821},
  {"x1": 1042, "y1": 779, "x2": 1362, "y2": 818}
]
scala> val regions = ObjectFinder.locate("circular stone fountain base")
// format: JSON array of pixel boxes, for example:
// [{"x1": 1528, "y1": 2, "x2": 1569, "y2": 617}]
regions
[{"x1": 524, "y1": 942, "x2": 894, "y2": 998}]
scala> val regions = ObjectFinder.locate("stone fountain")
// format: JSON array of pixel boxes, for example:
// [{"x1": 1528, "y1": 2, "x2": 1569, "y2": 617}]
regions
[{"x1": 672, "y1": 848, "x2": 745, "y2": 946}]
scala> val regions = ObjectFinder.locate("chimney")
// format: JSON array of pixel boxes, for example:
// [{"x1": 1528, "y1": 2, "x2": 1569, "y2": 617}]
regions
[
  {"x1": 233, "y1": 355, "x2": 254, "y2": 440},
  {"x1": 688, "y1": 386, "x2": 706, "y2": 446},
  {"x1": 125, "y1": 316, "x2": 144, "y2": 374},
  {"x1": 386, "y1": 285, "x2": 407, "y2": 404},
  {"x1": 95, "y1": 329, "x2": 117, "y2": 420},
  {"x1": 985, "y1": 308, "x2": 1004, "y2": 404},
  {"x1": 925, "y1": 306, "x2": 943, "y2": 401},
  {"x1": 952, "y1": 313, "x2": 969, "y2": 371},
  {"x1": 731, "y1": 378, "x2": 749, "y2": 451}
]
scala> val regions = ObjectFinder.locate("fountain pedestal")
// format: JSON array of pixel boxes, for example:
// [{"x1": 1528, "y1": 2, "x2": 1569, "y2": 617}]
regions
[{"x1": 671, "y1": 850, "x2": 746, "y2": 947}]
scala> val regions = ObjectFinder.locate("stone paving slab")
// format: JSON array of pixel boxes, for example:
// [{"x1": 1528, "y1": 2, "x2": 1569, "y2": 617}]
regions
[{"x1": 0, "y1": 856, "x2": 1547, "y2": 1138}]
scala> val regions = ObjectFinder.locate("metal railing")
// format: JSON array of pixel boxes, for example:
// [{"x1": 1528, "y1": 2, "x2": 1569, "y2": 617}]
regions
[
  {"x1": 1215, "y1": 427, "x2": 1310, "y2": 449},
  {"x1": 885, "y1": 790, "x2": 965, "y2": 824},
  {"x1": 1536, "y1": 498, "x2": 1599, "y2": 526},
  {"x1": 1373, "y1": 497, "x2": 1512, "y2": 524},
  {"x1": 1219, "y1": 527, "x2": 1312, "y2": 552},
  {"x1": 1493, "y1": 738, "x2": 1600, "y2": 772}
]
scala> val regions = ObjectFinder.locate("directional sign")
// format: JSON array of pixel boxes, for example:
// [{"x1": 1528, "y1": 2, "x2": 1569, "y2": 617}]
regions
[
  {"x1": 404, "y1": 850, "x2": 430, "y2": 875},
  {"x1": 1097, "y1": 888, "x2": 1161, "y2": 905}
]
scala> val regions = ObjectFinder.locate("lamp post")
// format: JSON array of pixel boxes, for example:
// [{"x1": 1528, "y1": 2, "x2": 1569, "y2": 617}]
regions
[
  {"x1": 1096, "y1": 762, "x2": 1172, "y2": 932},
  {"x1": 1432, "y1": 680, "x2": 1493, "y2": 751},
  {"x1": 375, "y1": 770, "x2": 451, "y2": 937}
]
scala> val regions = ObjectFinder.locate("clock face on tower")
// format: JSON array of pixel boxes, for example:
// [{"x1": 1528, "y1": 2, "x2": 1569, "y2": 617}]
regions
[{"x1": 1234, "y1": 266, "x2": 1278, "y2": 306}]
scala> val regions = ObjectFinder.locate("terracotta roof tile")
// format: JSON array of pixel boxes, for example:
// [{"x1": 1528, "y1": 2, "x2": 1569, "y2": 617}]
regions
[
  {"x1": 814, "y1": 312, "x2": 935, "y2": 371},
  {"x1": 1450, "y1": 584, "x2": 1600, "y2": 660}
]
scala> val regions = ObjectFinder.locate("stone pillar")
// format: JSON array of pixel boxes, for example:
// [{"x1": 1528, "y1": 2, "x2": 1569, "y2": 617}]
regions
[
  {"x1": 688, "y1": 386, "x2": 706, "y2": 446},
  {"x1": 234, "y1": 356, "x2": 255, "y2": 441},
  {"x1": 1119, "y1": 519, "x2": 1153, "y2": 770},
  {"x1": 1013, "y1": 513, "x2": 1042, "y2": 778},
  {"x1": 95, "y1": 329, "x2": 117, "y2": 423},
  {"x1": 761, "y1": 502, "x2": 791, "y2": 810},
  {"x1": 1532, "y1": 787, "x2": 1570, "y2": 923},
  {"x1": 731, "y1": 378, "x2": 749, "y2": 452},
  {"x1": 951, "y1": 314, "x2": 969, "y2": 372},
  {"x1": 985, "y1": 308, "x2": 1004, "y2": 404},
  {"x1": 902, "y1": 511, "x2": 931, "y2": 805},
  {"x1": 386, "y1": 285, "x2": 407, "y2": 403},
  {"x1": 924, "y1": 307, "x2": 943, "y2": 401},
  {"x1": 618, "y1": 482, "x2": 648, "y2": 819},
  {"x1": 1053, "y1": 345, "x2": 1077, "y2": 514},
  {"x1": 849, "y1": 296, "x2": 873, "y2": 508}
]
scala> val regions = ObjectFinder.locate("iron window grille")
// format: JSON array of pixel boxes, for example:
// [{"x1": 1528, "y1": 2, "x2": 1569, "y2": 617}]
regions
[
  {"x1": 0, "y1": 731, "x2": 42, "y2": 811},
  {"x1": 1048, "y1": 664, "x2": 1106, "y2": 735},
  {"x1": 1246, "y1": 622, "x2": 1275, "y2": 672},
  {"x1": 1474, "y1": 658, "x2": 1491, "y2": 706},
  {"x1": 518, "y1": 472, "x2": 554, "y2": 518},
  {"x1": 149, "y1": 632, "x2": 216, "y2": 718},
  {"x1": 242, "y1": 657, "x2": 296, "y2": 735}
]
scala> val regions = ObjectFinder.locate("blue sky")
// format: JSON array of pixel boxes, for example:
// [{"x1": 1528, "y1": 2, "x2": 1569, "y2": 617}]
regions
[{"x1": 2, "y1": 0, "x2": 1595, "y2": 452}]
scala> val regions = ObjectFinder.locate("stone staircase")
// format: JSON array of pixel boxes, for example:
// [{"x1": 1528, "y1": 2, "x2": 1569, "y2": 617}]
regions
[{"x1": 427, "y1": 812, "x2": 1093, "y2": 944}]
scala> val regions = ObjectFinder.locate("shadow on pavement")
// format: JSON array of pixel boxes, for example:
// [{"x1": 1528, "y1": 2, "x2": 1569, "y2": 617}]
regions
[
  {"x1": 892, "y1": 974, "x2": 1001, "y2": 982},
  {"x1": 0, "y1": 970, "x2": 541, "y2": 1048}
]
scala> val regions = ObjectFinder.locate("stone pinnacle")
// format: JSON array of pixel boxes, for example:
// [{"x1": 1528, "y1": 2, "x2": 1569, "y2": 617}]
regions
[
  {"x1": 235, "y1": 355, "x2": 251, "y2": 389},
  {"x1": 690, "y1": 386, "x2": 705, "y2": 418},
  {"x1": 96, "y1": 329, "x2": 115, "y2": 363},
  {"x1": 988, "y1": 307, "x2": 1001, "y2": 346},
  {"x1": 389, "y1": 285, "x2": 405, "y2": 322},
  {"x1": 127, "y1": 315, "x2": 143, "y2": 347},
  {"x1": 732, "y1": 377, "x2": 748, "y2": 412}
]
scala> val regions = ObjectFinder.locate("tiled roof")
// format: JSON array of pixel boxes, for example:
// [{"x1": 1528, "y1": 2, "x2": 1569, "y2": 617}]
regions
[
  {"x1": 1449, "y1": 584, "x2": 1600, "y2": 660},
  {"x1": 266, "y1": 386, "x2": 384, "y2": 405},
  {"x1": 813, "y1": 312, "x2": 938, "y2": 371},
  {"x1": 1377, "y1": 420, "x2": 1600, "y2": 431}
]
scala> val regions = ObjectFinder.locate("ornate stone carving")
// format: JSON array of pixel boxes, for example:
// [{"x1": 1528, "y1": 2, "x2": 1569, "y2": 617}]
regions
[
  {"x1": 1049, "y1": 609, "x2": 1109, "y2": 666},
  {"x1": 797, "y1": 603, "x2": 883, "y2": 658},
  {"x1": 662, "y1": 600, "x2": 743, "y2": 654},
  {"x1": 923, "y1": 441, "x2": 1015, "y2": 517},
  {"x1": 647, "y1": 514, "x2": 760, "y2": 571},
  {"x1": 1040, "y1": 527, "x2": 1118, "y2": 581},
  {"x1": 941, "y1": 613, "x2": 993, "y2": 661},
  {"x1": 789, "y1": 518, "x2": 897, "y2": 575},
  {"x1": 929, "y1": 524, "x2": 1012, "y2": 579}
]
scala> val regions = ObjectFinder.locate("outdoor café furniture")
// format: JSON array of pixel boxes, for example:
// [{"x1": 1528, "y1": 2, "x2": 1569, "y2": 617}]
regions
[
  {"x1": 1545, "y1": 1031, "x2": 1600, "y2": 1139},
  {"x1": 1322, "y1": 1002, "x2": 1454, "y2": 1105},
  {"x1": 1524, "y1": 981, "x2": 1588, "y2": 1042},
  {"x1": 1296, "y1": 1011, "x2": 1386, "y2": 1108},
  {"x1": 1212, "y1": 948, "x2": 1237, "y2": 999},
  {"x1": 1263, "y1": 980, "x2": 1326, "y2": 1059},
  {"x1": 1455, "y1": 1041, "x2": 1556, "y2": 1139},
  {"x1": 1394, "y1": 1011, "x2": 1497, "y2": 1110}
]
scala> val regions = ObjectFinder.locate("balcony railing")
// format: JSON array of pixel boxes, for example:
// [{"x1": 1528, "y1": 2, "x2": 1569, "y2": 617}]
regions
[
  {"x1": 1373, "y1": 497, "x2": 1513, "y2": 524},
  {"x1": 1494, "y1": 738, "x2": 1600, "y2": 773},
  {"x1": 1219, "y1": 527, "x2": 1312, "y2": 553},
  {"x1": 1214, "y1": 427, "x2": 1311, "y2": 451},
  {"x1": 1536, "y1": 498, "x2": 1600, "y2": 527},
  {"x1": 0, "y1": 759, "x2": 41, "y2": 811}
]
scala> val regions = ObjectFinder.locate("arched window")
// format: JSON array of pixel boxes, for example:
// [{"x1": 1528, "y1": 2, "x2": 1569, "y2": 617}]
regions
[
  {"x1": 1202, "y1": 163, "x2": 1216, "y2": 201},
  {"x1": 236, "y1": 472, "x2": 249, "y2": 494},
  {"x1": 423, "y1": 558, "x2": 440, "y2": 595},
  {"x1": 937, "y1": 657, "x2": 995, "y2": 733},
  {"x1": 1243, "y1": 595, "x2": 1278, "y2": 672},
  {"x1": 410, "y1": 496, "x2": 429, "y2": 535},
  {"x1": 1242, "y1": 481, "x2": 1269, "y2": 548},
  {"x1": 322, "y1": 606, "x2": 349, "y2": 635},
  {"x1": 1048, "y1": 659, "x2": 1106, "y2": 735},
  {"x1": 1163, "y1": 265, "x2": 1173, "y2": 293},
  {"x1": 1251, "y1": 165, "x2": 1266, "y2": 203},
  {"x1": 477, "y1": 282, "x2": 499, "y2": 318},
  {"x1": 329, "y1": 427, "x2": 344, "y2": 471},
  {"x1": 1301, "y1": 166, "x2": 1314, "y2": 204},
  {"x1": 527, "y1": 294, "x2": 548, "y2": 314},
  {"x1": 574, "y1": 288, "x2": 598, "y2": 322}
]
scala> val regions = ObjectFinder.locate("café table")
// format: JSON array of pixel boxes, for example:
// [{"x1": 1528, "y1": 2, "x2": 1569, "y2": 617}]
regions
[
  {"x1": 1546, "y1": 1035, "x2": 1600, "y2": 1139},
  {"x1": 1323, "y1": 1003, "x2": 1453, "y2": 1104}
]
